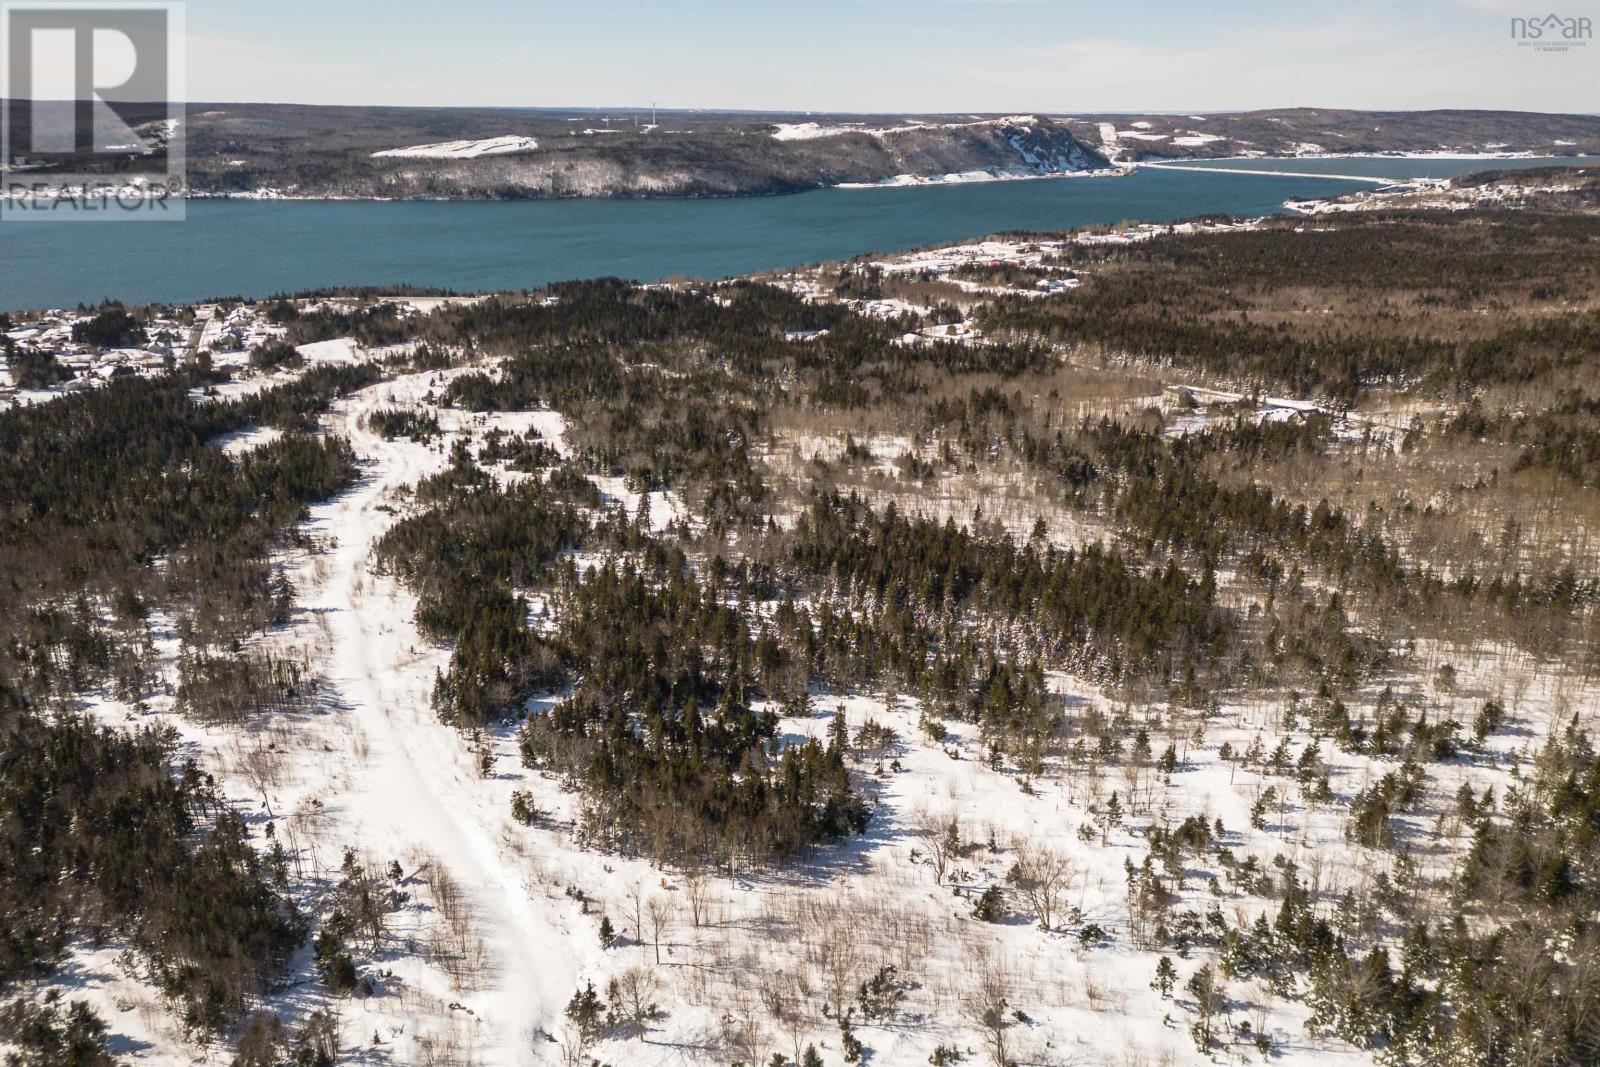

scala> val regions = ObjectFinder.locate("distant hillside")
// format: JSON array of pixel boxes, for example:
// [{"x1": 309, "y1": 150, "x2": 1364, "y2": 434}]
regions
[
  {"x1": 6, "y1": 103, "x2": 1597, "y2": 200},
  {"x1": 172, "y1": 106, "x2": 1110, "y2": 199},
  {"x1": 1065, "y1": 107, "x2": 1600, "y2": 162}
]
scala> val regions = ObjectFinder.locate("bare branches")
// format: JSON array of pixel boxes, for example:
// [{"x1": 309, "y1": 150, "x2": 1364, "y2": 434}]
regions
[
  {"x1": 964, "y1": 951, "x2": 1016, "y2": 1067},
  {"x1": 646, "y1": 895, "x2": 675, "y2": 965},
  {"x1": 911, "y1": 810, "x2": 963, "y2": 885},
  {"x1": 1006, "y1": 840, "x2": 1077, "y2": 932}
]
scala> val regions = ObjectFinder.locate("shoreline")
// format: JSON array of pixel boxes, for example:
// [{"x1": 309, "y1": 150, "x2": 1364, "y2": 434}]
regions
[
  {"x1": 168, "y1": 150, "x2": 1600, "y2": 199},
  {"x1": 1156, "y1": 149, "x2": 1558, "y2": 163},
  {"x1": 8, "y1": 151, "x2": 1589, "y2": 207},
  {"x1": 5, "y1": 153, "x2": 1595, "y2": 312},
  {"x1": 834, "y1": 164, "x2": 1134, "y2": 190}
]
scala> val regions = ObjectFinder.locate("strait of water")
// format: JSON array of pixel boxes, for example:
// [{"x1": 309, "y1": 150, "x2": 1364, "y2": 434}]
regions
[{"x1": 2, "y1": 155, "x2": 1595, "y2": 311}]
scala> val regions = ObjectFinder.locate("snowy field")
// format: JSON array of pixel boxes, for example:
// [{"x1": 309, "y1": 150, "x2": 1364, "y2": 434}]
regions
[{"x1": 373, "y1": 137, "x2": 540, "y2": 160}]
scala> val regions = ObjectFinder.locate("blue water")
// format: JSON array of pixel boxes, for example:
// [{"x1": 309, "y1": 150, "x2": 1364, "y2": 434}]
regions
[{"x1": 3, "y1": 155, "x2": 1596, "y2": 311}]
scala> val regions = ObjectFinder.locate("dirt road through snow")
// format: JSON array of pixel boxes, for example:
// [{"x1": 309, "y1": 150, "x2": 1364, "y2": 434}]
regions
[{"x1": 303, "y1": 374, "x2": 572, "y2": 1066}]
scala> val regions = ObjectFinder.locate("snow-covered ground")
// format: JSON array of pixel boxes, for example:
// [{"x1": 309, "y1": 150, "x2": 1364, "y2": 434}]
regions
[
  {"x1": 296, "y1": 376, "x2": 566, "y2": 1064},
  {"x1": 210, "y1": 424, "x2": 284, "y2": 457},
  {"x1": 771, "y1": 116, "x2": 1042, "y2": 142},
  {"x1": 372, "y1": 136, "x2": 540, "y2": 160},
  {"x1": 19, "y1": 368, "x2": 591, "y2": 1067},
  {"x1": 13, "y1": 231, "x2": 1597, "y2": 1066},
  {"x1": 1285, "y1": 175, "x2": 1578, "y2": 216}
]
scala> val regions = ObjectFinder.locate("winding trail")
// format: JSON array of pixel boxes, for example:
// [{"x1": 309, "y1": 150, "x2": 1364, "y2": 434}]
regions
[{"x1": 303, "y1": 373, "x2": 572, "y2": 1066}]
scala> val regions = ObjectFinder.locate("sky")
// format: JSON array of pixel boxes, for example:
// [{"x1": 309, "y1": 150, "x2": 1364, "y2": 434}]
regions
[{"x1": 182, "y1": 0, "x2": 1599, "y2": 114}]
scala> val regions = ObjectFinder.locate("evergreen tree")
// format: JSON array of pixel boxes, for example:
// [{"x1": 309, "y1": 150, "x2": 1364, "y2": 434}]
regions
[{"x1": 1152, "y1": 956, "x2": 1178, "y2": 998}]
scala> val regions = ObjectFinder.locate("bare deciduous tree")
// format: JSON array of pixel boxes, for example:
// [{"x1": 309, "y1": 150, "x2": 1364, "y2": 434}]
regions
[
  {"x1": 813, "y1": 909, "x2": 863, "y2": 1019},
  {"x1": 1007, "y1": 841, "x2": 1076, "y2": 932},
  {"x1": 964, "y1": 952, "x2": 1015, "y2": 1067},
  {"x1": 646, "y1": 895, "x2": 675, "y2": 965},
  {"x1": 912, "y1": 810, "x2": 962, "y2": 885},
  {"x1": 608, "y1": 965, "x2": 663, "y2": 1041},
  {"x1": 556, "y1": 1021, "x2": 590, "y2": 1067},
  {"x1": 683, "y1": 866, "x2": 710, "y2": 928},
  {"x1": 622, "y1": 881, "x2": 645, "y2": 950},
  {"x1": 759, "y1": 969, "x2": 817, "y2": 1062},
  {"x1": 720, "y1": 994, "x2": 772, "y2": 1067}
]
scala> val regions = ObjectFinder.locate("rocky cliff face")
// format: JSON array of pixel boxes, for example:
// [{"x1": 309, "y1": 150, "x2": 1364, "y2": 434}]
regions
[{"x1": 816, "y1": 116, "x2": 1112, "y2": 186}]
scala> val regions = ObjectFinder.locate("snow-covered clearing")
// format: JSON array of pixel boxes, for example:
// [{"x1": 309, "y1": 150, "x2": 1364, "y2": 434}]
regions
[
  {"x1": 1096, "y1": 121, "x2": 1122, "y2": 161},
  {"x1": 771, "y1": 116, "x2": 1041, "y2": 142},
  {"x1": 33, "y1": 369, "x2": 595, "y2": 1067},
  {"x1": 771, "y1": 122, "x2": 895, "y2": 141},
  {"x1": 590, "y1": 474, "x2": 685, "y2": 532},
  {"x1": 295, "y1": 338, "x2": 365, "y2": 365},
  {"x1": 294, "y1": 374, "x2": 573, "y2": 1065},
  {"x1": 372, "y1": 136, "x2": 539, "y2": 160},
  {"x1": 210, "y1": 424, "x2": 284, "y2": 457}
]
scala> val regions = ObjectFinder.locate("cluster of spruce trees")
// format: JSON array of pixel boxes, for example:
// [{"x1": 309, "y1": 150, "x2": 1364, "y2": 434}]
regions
[
  {"x1": 374, "y1": 450, "x2": 594, "y2": 725},
  {"x1": 0, "y1": 708, "x2": 303, "y2": 1035},
  {"x1": 982, "y1": 213, "x2": 1600, "y2": 400},
  {"x1": 522, "y1": 558, "x2": 868, "y2": 865},
  {"x1": 0, "y1": 361, "x2": 381, "y2": 1047}
]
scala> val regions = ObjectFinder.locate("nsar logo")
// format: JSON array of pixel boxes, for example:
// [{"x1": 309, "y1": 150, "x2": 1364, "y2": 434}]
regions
[{"x1": 1510, "y1": 12, "x2": 1592, "y2": 51}]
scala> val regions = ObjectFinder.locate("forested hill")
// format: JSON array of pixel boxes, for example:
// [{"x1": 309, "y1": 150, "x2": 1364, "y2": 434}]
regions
[
  {"x1": 11, "y1": 103, "x2": 1598, "y2": 199},
  {"x1": 1076, "y1": 107, "x2": 1600, "y2": 161}
]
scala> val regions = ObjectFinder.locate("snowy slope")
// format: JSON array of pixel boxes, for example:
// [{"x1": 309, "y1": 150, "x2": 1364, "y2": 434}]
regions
[{"x1": 373, "y1": 136, "x2": 540, "y2": 160}]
